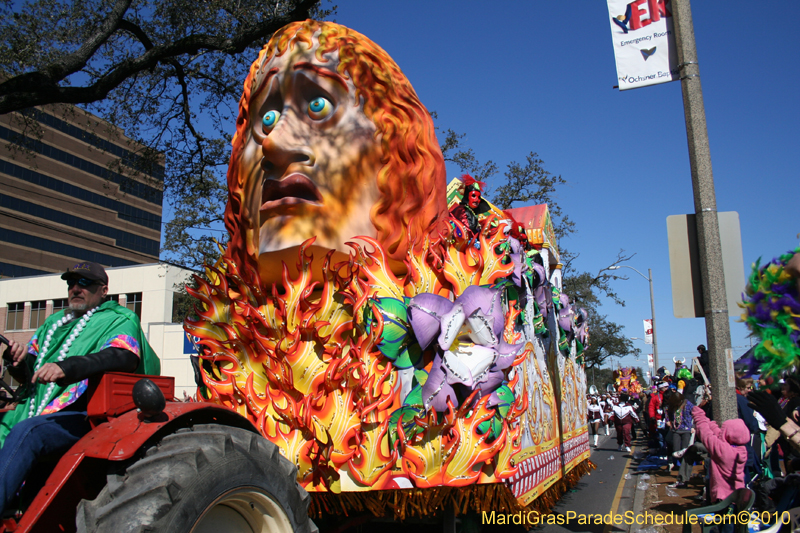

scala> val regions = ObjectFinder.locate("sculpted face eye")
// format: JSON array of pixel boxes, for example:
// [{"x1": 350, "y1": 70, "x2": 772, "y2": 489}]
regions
[
  {"x1": 262, "y1": 110, "x2": 281, "y2": 133},
  {"x1": 307, "y1": 97, "x2": 333, "y2": 120}
]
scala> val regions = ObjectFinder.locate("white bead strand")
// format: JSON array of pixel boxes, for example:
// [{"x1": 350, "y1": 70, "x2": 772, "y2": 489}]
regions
[{"x1": 28, "y1": 307, "x2": 99, "y2": 418}]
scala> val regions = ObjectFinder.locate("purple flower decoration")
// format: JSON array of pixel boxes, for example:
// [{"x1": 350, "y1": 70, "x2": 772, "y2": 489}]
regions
[
  {"x1": 575, "y1": 308, "x2": 589, "y2": 347},
  {"x1": 412, "y1": 286, "x2": 523, "y2": 411},
  {"x1": 557, "y1": 293, "x2": 575, "y2": 340},
  {"x1": 407, "y1": 293, "x2": 453, "y2": 351},
  {"x1": 531, "y1": 262, "x2": 548, "y2": 319}
]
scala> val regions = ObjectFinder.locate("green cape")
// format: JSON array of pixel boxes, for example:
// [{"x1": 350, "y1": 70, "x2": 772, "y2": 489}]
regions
[{"x1": 0, "y1": 300, "x2": 160, "y2": 446}]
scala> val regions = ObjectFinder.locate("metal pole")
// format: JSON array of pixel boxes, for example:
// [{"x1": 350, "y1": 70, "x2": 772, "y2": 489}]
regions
[
  {"x1": 672, "y1": 0, "x2": 735, "y2": 422},
  {"x1": 610, "y1": 265, "x2": 659, "y2": 372},
  {"x1": 648, "y1": 268, "x2": 659, "y2": 373}
]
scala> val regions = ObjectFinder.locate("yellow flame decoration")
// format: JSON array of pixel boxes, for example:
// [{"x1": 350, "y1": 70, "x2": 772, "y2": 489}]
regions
[{"x1": 187, "y1": 234, "x2": 532, "y2": 491}]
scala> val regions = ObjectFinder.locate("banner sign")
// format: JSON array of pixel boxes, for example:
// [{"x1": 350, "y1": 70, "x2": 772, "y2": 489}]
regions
[
  {"x1": 643, "y1": 319, "x2": 653, "y2": 344},
  {"x1": 607, "y1": 0, "x2": 679, "y2": 90}
]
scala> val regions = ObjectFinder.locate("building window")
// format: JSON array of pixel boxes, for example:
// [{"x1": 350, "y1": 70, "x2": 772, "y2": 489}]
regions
[
  {"x1": 6, "y1": 303, "x2": 24, "y2": 331},
  {"x1": 107, "y1": 294, "x2": 120, "y2": 303},
  {"x1": 30, "y1": 301, "x2": 47, "y2": 329},
  {"x1": 52, "y1": 298, "x2": 69, "y2": 315},
  {"x1": 126, "y1": 293, "x2": 142, "y2": 318}
]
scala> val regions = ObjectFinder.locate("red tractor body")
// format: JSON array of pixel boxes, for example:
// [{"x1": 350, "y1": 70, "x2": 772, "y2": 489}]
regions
[{"x1": 1, "y1": 373, "x2": 261, "y2": 533}]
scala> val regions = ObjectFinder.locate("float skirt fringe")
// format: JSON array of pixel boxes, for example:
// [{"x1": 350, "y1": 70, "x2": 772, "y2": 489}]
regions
[{"x1": 308, "y1": 459, "x2": 596, "y2": 521}]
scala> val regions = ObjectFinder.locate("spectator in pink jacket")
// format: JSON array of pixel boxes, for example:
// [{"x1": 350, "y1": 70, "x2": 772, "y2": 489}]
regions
[{"x1": 691, "y1": 406, "x2": 749, "y2": 502}]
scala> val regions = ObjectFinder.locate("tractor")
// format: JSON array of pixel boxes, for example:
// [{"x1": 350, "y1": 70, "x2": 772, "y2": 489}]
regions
[{"x1": 0, "y1": 346, "x2": 317, "y2": 533}]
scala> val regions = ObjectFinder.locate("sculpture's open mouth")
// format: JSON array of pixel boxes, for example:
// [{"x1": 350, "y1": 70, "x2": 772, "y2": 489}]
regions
[{"x1": 260, "y1": 173, "x2": 323, "y2": 218}]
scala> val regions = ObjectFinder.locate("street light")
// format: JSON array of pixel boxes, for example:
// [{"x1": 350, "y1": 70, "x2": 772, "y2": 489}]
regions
[{"x1": 609, "y1": 265, "x2": 659, "y2": 373}]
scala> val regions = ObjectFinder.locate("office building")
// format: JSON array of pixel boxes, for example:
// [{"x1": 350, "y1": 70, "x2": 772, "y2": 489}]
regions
[{"x1": 0, "y1": 104, "x2": 164, "y2": 278}]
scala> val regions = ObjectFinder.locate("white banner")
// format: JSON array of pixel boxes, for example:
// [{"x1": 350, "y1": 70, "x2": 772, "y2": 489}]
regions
[
  {"x1": 607, "y1": 0, "x2": 679, "y2": 90},
  {"x1": 647, "y1": 353, "x2": 654, "y2": 366},
  {"x1": 643, "y1": 319, "x2": 653, "y2": 344}
]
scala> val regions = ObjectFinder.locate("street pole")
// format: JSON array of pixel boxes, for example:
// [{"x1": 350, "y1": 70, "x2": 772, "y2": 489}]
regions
[
  {"x1": 648, "y1": 268, "x2": 659, "y2": 373},
  {"x1": 610, "y1": 265, "x2": 659, "y2": 373},
  {"x1": 672, "y1": 0, "x2": 735, "y2": 422}
]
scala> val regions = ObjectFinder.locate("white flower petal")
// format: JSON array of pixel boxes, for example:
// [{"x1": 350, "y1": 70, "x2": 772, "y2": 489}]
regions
[
  {"x1": 442, "y1": 344, "x2": 498, "y2": 389},
  {"x1": 461, "y1": 344, "x2": 499, "y2": 385},
  {"x1": 466, "y1": 309, "x2": 498, "y2": 347},
  {"x1": 438, "y1": 302, "x2": 465, "y2": 351},
  {"x1": 443, "y1": 349, "x2": 474, "y2": 387}
]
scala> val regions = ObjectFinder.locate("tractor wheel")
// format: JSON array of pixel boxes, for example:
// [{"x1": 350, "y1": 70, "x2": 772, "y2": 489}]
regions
[{"x1": 76, "y1": 424, "x2": 317, "y2": 533}]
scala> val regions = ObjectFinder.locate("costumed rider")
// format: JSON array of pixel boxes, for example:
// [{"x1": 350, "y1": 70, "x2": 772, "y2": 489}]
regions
[
  {"x1": 449, "y1": 174, "x2": 492, "y2": 242},
  {"x1": 0, "y1": 262, "x2": 160, "y2": 515}
]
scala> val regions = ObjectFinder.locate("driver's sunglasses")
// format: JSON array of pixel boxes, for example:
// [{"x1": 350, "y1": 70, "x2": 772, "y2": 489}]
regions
[{"x1": 67, "y1": 277, "x2": 98, "y2": 288}]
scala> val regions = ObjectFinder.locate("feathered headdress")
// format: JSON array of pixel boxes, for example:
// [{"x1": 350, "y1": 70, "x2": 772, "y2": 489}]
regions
[
  {"x1": 460, "y1": 174, "x2": 486, "y2": 193},
  {"x1": 740, "y1": 247, "x2": 800, "y2": 376}
]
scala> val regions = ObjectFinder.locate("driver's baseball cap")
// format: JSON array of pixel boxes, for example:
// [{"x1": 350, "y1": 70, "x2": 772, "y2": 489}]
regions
[{"x1": 61, "y1": 261, "x2": 108, "y2": 285}]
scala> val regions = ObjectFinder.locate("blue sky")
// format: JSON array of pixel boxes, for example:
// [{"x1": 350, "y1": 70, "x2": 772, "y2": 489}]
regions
[{"x1": 322, "y1": 1, "x2": 799, "y2": 371}]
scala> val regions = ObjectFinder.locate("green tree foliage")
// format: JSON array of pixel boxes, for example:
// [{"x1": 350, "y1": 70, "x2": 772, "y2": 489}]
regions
[
  {"x1": 580, "y1": 314, "x2": 640, "y2": 369},
  {"x1": 0, "y1": 0, "x2": 334, "y2": 270},
  {"x1": 586, "y1": 367, "x2": 614, "y2": 392},
  {"x1": 437, "y1": 126, "x2": 498, "y2": 184},
  {"x1": 490, "y1": 152, "x2": 575, "y2": 243},
  {"x1": 172, "y1": 274, "x2": 201, "y2": 323}
]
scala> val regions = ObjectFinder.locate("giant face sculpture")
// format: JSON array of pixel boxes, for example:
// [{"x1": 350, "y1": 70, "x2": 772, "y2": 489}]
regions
[
  {"x1": 191, "y1": 19, "x2": 591, "y2": 502},
  {"x1": 225, "y1": 21, "x2": 449, "y2": 283},
  {"x1": 245, "y1": 40, "x2": 382, "y2": 256}
]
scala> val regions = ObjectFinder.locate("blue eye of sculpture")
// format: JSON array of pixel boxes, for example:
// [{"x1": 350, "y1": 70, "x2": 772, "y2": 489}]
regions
[
  {"x1": 308, "y1": 97, "x2": 333, "y2": 120},
  {"x1": 262, "y1": 110, "x2": 280, "y2": 132}
]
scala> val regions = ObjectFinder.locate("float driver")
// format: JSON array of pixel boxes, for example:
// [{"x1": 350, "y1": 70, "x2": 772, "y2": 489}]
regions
[{"x1": 0, "y1": 261, "x2": 160, "y2": 515}]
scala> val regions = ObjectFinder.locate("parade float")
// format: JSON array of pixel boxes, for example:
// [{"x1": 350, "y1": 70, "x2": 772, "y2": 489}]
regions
[
  {"x1": 613, "y1": 367, "x2": 643, "y2": 397},
  {"x1": 184, "y1": 19, "x2": 592, "y2": 522}
]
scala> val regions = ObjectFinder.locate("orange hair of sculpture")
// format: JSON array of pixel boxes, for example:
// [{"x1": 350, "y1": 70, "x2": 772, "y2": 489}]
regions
[{"x1": 224, "y1": 20, "x2": 448, "y2": 271}]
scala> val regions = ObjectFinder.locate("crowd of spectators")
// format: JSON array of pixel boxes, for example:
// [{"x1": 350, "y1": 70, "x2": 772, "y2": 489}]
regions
[
  {"x1": 589, "y1": 363, "x2": 800, "y2": 524},
  {"x1": 586, "y1": 249, "x2": 800, "y2": 527},
  {"x1": 663, "y1": 370, "x2": 800, "y2": 520}
]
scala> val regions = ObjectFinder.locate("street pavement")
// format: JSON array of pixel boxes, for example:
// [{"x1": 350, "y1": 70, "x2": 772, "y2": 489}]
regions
[
  {"x1": 472, "y1": 426, "x2": 708, "y2": 533},
  {"x1": 475, "y1": 427, "x2": 643, "y2": 533},
  {"x1": 534, "y1": 429, "x2": 712, "y2": 533},
  {"x1": 534, "y1": 428, "x2": 649, "y2": 533}
]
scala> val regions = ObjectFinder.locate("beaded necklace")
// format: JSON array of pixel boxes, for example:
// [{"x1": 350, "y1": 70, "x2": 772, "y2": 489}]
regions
[{"x1": 28, "y1": 307, "x2": 99, "y2": 417}]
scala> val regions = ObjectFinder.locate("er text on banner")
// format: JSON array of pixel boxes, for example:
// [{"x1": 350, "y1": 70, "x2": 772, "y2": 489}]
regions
[{"x1": 607, "y1": 0, "x2": 679, "y2": 90}]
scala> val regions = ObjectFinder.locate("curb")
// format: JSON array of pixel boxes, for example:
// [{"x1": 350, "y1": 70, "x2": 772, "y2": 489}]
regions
[{"x1": 629, "y1": 471, "x2": 647, "y2": 533}]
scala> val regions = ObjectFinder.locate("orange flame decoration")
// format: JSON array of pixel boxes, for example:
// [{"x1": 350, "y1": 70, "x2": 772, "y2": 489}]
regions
[
  {"x1": 398, "y1": 393, "x2": 520, "y2": 488},
  {"x1": 188, "y1": 233, "x2": 541, "y2": 492},
  {"x1": 442, "y1": 215, "x2": 513, "y2": 296}
]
